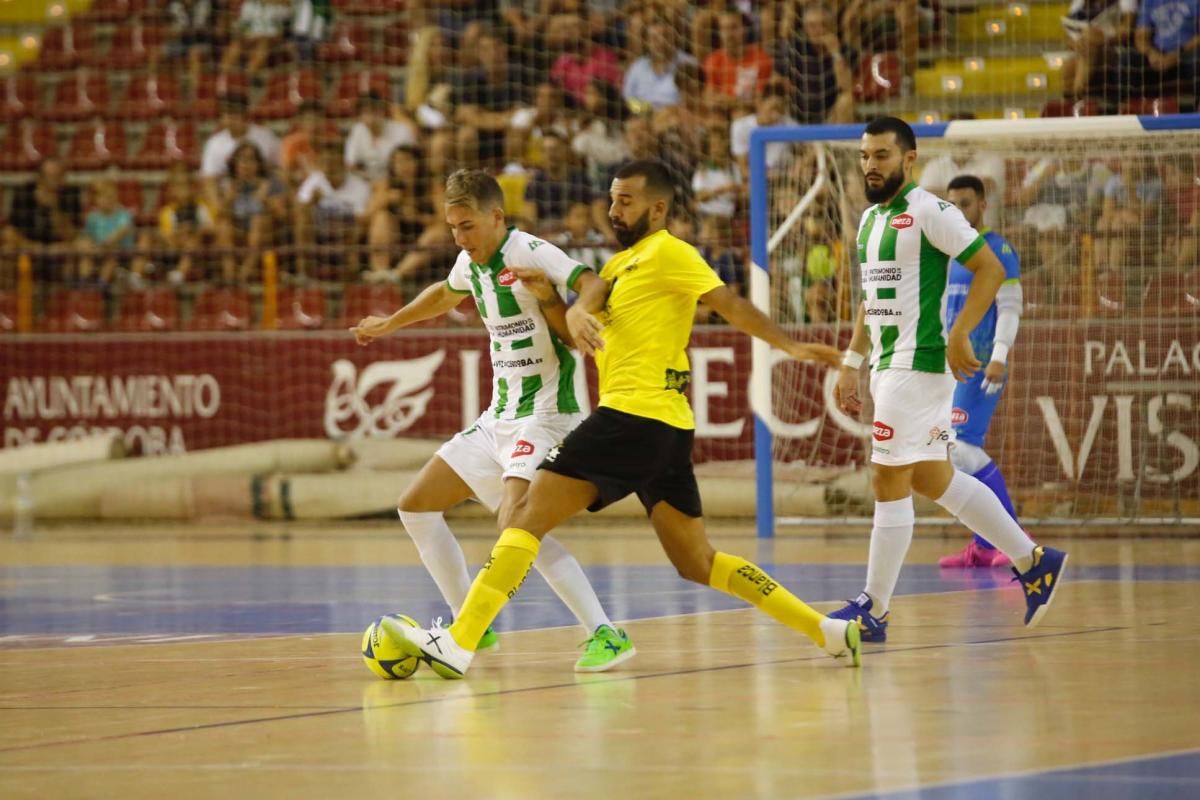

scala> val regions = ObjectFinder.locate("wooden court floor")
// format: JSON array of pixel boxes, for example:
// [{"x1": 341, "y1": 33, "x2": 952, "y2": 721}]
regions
[{"x1": 2, "y1": 521, "x2": 1199, "y2": 800}]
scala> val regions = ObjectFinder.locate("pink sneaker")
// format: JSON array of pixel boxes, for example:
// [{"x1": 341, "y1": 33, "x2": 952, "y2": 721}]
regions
[
  {"x1": 989, "y1": 548, "x2": 1012, "y2": 568},
  {"x1": 938, "y1": 540, "x2": 1002, "y2": 568}
]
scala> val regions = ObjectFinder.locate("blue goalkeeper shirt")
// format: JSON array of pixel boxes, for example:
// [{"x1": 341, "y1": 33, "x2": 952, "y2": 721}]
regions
[{"x1": 944, "y1": 228, "x2": 1020, "y2": 363}]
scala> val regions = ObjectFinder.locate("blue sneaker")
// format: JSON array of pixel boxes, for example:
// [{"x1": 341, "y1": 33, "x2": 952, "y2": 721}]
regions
[
  {"x1": 827, "y1": 593, "x2": 889, "y2": 642},
  {"x1": 1013, "y1": 545, "x2": 1068, "y2": 627}
]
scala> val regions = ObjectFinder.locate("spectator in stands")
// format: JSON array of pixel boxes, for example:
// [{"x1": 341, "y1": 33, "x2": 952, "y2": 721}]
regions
[
  {"x1": 3, "y1": 157, "x2": 82, "y2": 282},
  {"x1": 551, "y1": 199, "x2": 613, "y2": 273},
  {"x1": 221, "y1": 0, "x2": 292, "y2": 77},
  {"x1": 652, "y1": 60, "x2": 726, "y2": 167},
  {"x1": 1114, "y1": 0, "x2": 1200, "y2": 110},
  {"x1": 773, "y1": 2, "x2": 856, "y2": 124},
  {"x1": 295, "y1": 140, "x2": 371, "y2": 279},
  {"x1": 799, "y1": 205, "x2": 839, "y2": 323},
  {"x1": 76, "y1": 179, "x2": 135, "y2": 286},
  {"x1": 214, "y1": 141, "x2": 287, "y2": 283},
  {"x1": 572, "y1": 79, "x2": 631, "y2": 193},
  {"x1": 281, "y1": 100, "x2": 323, "y2": 187},
  {"x1": 623, "y1": 22, "x2": 695, "y2": 112},
  {"x1": 199, "y1": 94, "x2": 282, "y2": 209},
  {"x1": 698, "y1": 214, "x2": 741, "y2": 291},
  {"x1": 548, "y1": 13, "x2": 623, "y2": 106},
  {"x1": 919, "y1": 147, "x2": 1007, "y2": 228},
  {"x1": 692, "y1": 126, "x2": 741, "y2": 221},
  {"x1": 1061, "y1": 0, "x2": 1136, "y2": 100},
  {"x1": 622, "y1": 113, "x2": 696, "y2": 220},
  {"x1": 162, "y1": 0, "x2": 215, "y2": 90},
  {"x1": 141, "y1": 165, "x2": 211, "y2": 284},
  {"x1": 364, "y1": 145, "x2": 451, "y2": 281},
  {"x1": 704, "y1": 11, "x2": 774, "y2": 109},
  {"x1": 1163, "y1": 153, "x2": 1200, "y2": 251},
  {"x1": 291, "y1": 0, "x2": 333, "y2": 63},
  {"x1": 522, "y1": 131, "x2": 594, "y2": 233},
  {"x1": 1017, "y1": 157, "x2": 1112, "y2": 230},
  {"x1": 1095, "y1": 157, "x2": 1164, "y2": 275},
  {"x1": 730, "y1": 83, "x2": 797, "y2": 177},
  {"x1": 512, "y1": 82, "x2": 578, "y2": 170},
  {"x1": 452, "y1": 25, "x2": 535, "y2": 170},
  {"x1": 345, "y1": 92, "x2": 419, "y2": 183}
]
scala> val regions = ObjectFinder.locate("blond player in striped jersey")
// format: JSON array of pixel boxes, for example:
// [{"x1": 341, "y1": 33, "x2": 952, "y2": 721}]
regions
[
  {"x1": 351, "y1": 170, "x2": 635, "y2": 672},
  {"x1": 828, "y1": 117, "x2": 1069, "y2": 642}
]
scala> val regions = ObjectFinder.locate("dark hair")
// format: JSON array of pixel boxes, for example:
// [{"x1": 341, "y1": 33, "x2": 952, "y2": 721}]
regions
[
  {"x1": 359, "y1": 91, "x2": 390, "y2": 111},
  {"x1": 219, "y1": 93, "x2": 249, "y2": 114},
  {"x1": 388, "y1": 144, "x2": 427, "y2": 193},
  {"x1": 864, "y1": 116, "x2": 916, "y2": 152},
  {"x1": 591, "y1": 78, "x2": 628, "y2": 125},
  {"x1": 614, "y1": 159, "x2": 675, "y2": 206},
  {"x1": 228, "y1": 141, "x2": 267, "y2": 178},
  {"x1": 947, "y1": 174, "x2": 986, "y2": 198}
]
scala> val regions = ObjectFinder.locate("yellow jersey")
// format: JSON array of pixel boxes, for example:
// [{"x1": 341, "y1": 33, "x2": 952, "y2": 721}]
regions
[{"x1": 595, "y1": 229, "x2": 724, "y2": 430}]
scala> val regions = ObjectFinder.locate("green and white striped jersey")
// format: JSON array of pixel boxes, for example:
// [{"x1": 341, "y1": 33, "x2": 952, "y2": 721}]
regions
[
  {"x1": 856, "y1": 182, "x2": 986, "y2": 373},
  {"x1": 446, "y1": 227, "x2": 591, "y2": 420}
]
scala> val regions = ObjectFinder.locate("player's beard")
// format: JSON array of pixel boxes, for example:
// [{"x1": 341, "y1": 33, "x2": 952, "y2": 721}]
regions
[
  {"x1": 611, "y1": 210, "x2": 651, "y2": 249},
  {"x1": 864, "y1": 166, "x2": 906, "y2": 204}
]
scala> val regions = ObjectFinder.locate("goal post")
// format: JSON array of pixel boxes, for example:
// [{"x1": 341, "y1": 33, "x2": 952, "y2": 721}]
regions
[{"x1": 749, "y1": 113, "x2": 1200, "y2": 538}]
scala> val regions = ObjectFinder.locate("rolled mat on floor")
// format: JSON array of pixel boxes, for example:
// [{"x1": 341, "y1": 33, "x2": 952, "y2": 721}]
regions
[{"x1": 0, "y1": 434, "x2": 125, "y2": 476}]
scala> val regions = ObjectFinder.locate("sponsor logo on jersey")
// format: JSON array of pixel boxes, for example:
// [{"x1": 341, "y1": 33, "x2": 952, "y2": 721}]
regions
[
  {"x1": 512, "y1": 439, "x2": 535, "y2": 458},
  {"x1": 890, "y1": 213, "x2": 914, "y2": 230},
  {"x1": 872, "y1": 421, "x2": 894, "y2": 441},
  {"x1": 927, "y1": 426, "x2": 951, "y2": 446},
  {"x1": 497, "y1": 268, "x2": 517, "y2": 287},
  {"x1": 951, "y1": 407, "x2": 969, "y2": 425}
]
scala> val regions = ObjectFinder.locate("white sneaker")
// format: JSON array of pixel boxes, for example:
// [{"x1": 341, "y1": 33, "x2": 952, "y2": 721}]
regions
[
  {"x1": 819, "y1": 617, "x2": 862, "y2": 667},
  {"x1": 381, "y1": 616, "x2": 474, "y2": 680}
]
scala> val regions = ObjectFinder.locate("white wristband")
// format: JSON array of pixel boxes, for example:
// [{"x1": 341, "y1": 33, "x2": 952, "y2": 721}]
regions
[
  {"x1": 990, "y1": 342, "x2": 1010, "y2": 365},
  {"x1": 841, "y1": 350, "x2": 865, "y2": 370}
]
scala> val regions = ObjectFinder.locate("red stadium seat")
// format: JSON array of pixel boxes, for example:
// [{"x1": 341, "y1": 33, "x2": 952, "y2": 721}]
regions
[
  {"x1": 0, "y1": 290, "x2": 16, "y2": 332},
  {"x1": 326, "y1": 69, "x2": 391, "y2": 117},
  {"x1": 368, "y1": 22, "x2": 410, "y2": 66},
  {"x1": 1041, "y1": 98, "x2": 1102, "y2": 117},
  {"x1": 275, "y1": 287, "x2": 327, "y2": 329},
  {"x1": 854, "y1": 52, "x2": 901, "y2": 101},
  {"x1": 339, "y1": 283, "x2": 403, "y2": 327},
  {"x1": 252, "y1": 70, "x2": 322, "y2": 120},
  {"x1": 41, "y1": 288, "x2": 107, "y2": 333},
  {"x1": 37, "y1": 24, "x2": 95, "y2": 70},
  {"x1": 333, "y1": 0, "x2": 405, "y2": 15},
  {"x1": 191, "y1": 72, "x2": 251, "y2": 120},
  {"x1": 118, "y1": 72, "x2": 182, "y2": 120},
  {"x1": 123, "y1": 118, "x2": 197, "y2": 169},
  {"x1": 0, "y1": 74, "x2": 38, "y2": 122},
  {"x1": 113, "y1": 180, "x2": 146, "y2": 223},
  {"x1": 1120, "y1": 97, "x2": 1181, "y2": 117},
  {"x1": 41, "y1": 71, "x2": 109, "y2": 122},
  {"x1": 100, "y1": 22, "x2": 165, "y2": 69},
  {"x1": 1142, "y1": 271, "x2": 1199, "y2": 316},
  {"x1": 65, "y1": 119, "x2": 127, "y2": 170},
  {"x1": 86, "y1": 0, "x2": 147, "y2": 21},
  {"x1": 319, "y1": 22, "x2": 373, "y2": 63},
  {"x1": 114, "y1": 287, "x2": 180, "y2": 331},
  {"x1": 1095, "y1": 271, "x2": 1126, "y2": 316},
  {"x1": 0, "y1": 120, "x2": 58, "y2": 171},
  {"x1": 187, "y1": 287, "x2": 254, "y2": 331}
]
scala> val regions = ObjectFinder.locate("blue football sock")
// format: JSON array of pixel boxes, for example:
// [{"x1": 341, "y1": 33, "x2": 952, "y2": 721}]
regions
[{"x1": 970, "y1": 462, "x2": 1019, "y2": 550}]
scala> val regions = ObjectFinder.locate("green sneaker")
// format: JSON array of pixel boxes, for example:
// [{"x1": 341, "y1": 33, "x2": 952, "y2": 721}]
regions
[
  {"x1": 574, "y1": 625, "x2": 637, "y2": 673},
  {"x1": 477, "y1": 626, "x2": 499, "y2": 650}
]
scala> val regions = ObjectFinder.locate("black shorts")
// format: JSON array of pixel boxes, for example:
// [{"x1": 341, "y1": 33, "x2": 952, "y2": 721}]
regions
[{"x1": 538, "y1": 407, "x2": 703, "y2": 518}]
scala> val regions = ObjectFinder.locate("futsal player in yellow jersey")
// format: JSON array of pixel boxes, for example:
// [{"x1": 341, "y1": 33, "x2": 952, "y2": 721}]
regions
[{"x1": 386, "y1": 160, "x2": 863, "y2": 678}]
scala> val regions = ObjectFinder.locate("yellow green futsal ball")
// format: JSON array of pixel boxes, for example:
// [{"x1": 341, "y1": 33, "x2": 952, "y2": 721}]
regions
[{"x1": 361, "y1": 614, "x2": 421, "y2": 680}]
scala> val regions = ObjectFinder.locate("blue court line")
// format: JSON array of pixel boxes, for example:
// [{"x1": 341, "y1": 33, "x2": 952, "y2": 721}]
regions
[
  {"x1": 0, "y1": 563, "x2": 1196, "y2": 637},
  {"x1": 839, "y1": 748, "x2": 1200, "y2": 800}
]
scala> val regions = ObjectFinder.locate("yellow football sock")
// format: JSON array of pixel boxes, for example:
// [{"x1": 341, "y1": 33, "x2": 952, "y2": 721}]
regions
[
  {"x1": 448, "y1": 528, "x2": 541, "y2": 651},
  {"x1": 709, "y1": 551, "x2": 826, "y2": 647}
]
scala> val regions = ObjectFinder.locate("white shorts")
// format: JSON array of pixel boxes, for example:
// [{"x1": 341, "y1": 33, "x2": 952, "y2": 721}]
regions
[
  {"x1": 436, "y1": 412, "x2": 584, "y2": 512},
  {"x1": 868, "y1": 369, "x2": 956, "y2": 466}
]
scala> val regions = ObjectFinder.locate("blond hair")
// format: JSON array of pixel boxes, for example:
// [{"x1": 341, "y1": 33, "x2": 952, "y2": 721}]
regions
[{"x1": 444, "y1": 169, "x2": 505, "y2": 212}]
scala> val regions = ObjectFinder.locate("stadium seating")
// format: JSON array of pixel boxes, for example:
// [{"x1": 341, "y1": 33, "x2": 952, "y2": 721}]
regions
[
  {"x1": 253, "y1": 70, "x2": 323, "y2": 121},
  {"x1": 0, "y1": 74, "x2": 38, "y2": 122},
  {"x1": 36, "y1": 24, "x2": 95, "y2": 70},
  {"x1": 40, "y1": 287, "x2": 107, "y2": 333},
  {"x1": 275, "y1": 287, "x2": 327, "y2": 330},
  {"x1": 65, "y1": 119, "x2": 127, "y2": 170},
  {"x1": 191, "y1": 72, "x2": 251, "y2": 120},
  {"x1": 0, "y1": 120, "x2": 58, "y2": 171},
  {"x1": 1095, "y1": 271, "x2": 1126, "y2": 316},
  {"x1": 1143, "y1": 272, "x2": 1200, "y2": 316},
  {"x1": 319, "y1": 22, "x2": 373, "y2": 63},
  {"x1": 85, "y1": 0, "x2": 147, "y2": 22},
  {"x1": 326, "y1": 69, "x2": 391, "y2": 117},
  {"x1": 1120, "y1": 97, "x2": 1181, "y2": 117},
  {"x1": 118, "y1": 72, "x2": 182, "y2": 120},
  {"x1": 42, "y1": 71, "x2": 110, "y2": 122},
  {"x1": 102, "y1": 22, "x2": 164, "y2": 70},
  {"x1": 855, "y1": 52, "x2": 901, "y2": 102},
  {"x1": 114, "y1": 287, "x2": 180, "y2": 331},
  {"x1": 187, "y1": 287, "x2": 254, "y2": 331},
  {"x1": 122, "y1": 119, "x2": 197, "y2": 169},
  {"x1": 339, "y1": 283, "x2": 403, "y2": 328},
  {"x1": 0, "y1": 291, "x2": 16, "y2": 332}
]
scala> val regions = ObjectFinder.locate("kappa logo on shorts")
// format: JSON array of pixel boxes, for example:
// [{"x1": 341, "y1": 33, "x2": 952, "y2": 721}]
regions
[
  {"x1": 544, "y1": 444, "x2": 561, "y2": 463},
  {"x1": 890, "y1": 213, "x2": 914, "y2": 230},
  {"x1": 927, "y1": 426, "x2": 951, "y2": 446},
  {"x1": 496, "y1": 268, "x2": 517, "y2": 287},
  {"x1": 951, "y1": 407, "x2": 969, "y2": 425},
  {"x1": 872, "y1": 421, "x2": 894, "y2": 441},
  {"x1": 511, "y1": 439, "x2": 535, "y2": 458}
]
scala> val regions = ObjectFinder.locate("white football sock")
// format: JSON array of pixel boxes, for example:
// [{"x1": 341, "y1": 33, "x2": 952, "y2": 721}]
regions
[
  {"x1": 535, "y1": 534, "x2": 612, "y2": 635},
  {"x1": 864, "y1": 496, "x2": 915, "y2": 615},
  {"x1": 934, "y1": 471, "x2": 1037, "y2": 572},
  {"x1": 398, "y1": 510, "x2": 473, "y2": 616}
]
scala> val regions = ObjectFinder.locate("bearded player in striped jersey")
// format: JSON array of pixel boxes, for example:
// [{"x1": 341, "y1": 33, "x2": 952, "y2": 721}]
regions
[
  {"x1": 351, "y1": 169, "x2": 635, "y2": 672},
  {"x1": 829, "y1": 117, "x2": 1068, "y2": 642}
]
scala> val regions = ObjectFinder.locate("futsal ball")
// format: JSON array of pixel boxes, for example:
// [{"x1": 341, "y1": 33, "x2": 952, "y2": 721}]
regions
[{"x1": 361, "y1": 614, "x2": 421, "y2": 680}]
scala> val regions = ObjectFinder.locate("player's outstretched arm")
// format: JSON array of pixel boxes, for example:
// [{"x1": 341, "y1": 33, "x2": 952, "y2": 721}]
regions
[
  {"x1": 947, "y1": 245, "x2": 1006, "y2": 381},
  {"x1": 350, "y1": 281, "x2": 463, "y2": 346},
  {"x1": 699, "y1": 285, "x2": 840, "y2": 367}
]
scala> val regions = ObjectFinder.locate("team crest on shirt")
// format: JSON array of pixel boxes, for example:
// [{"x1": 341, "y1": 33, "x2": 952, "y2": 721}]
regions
[
  {"x1": 496, "y1": 268, "x2": 518, "y2": 286},
  {"x1": 951, "y1": 407, "x2": 969, "y2": 425},
  {"x1": 872, "y1": 421, "x2": 894, "y2": 441},
  {"x1": 511, "y1": 439, "x2": 535, "y2": 458},
  {"x1": 890, "y1": 214, "x2": 914, "y2": 229}
]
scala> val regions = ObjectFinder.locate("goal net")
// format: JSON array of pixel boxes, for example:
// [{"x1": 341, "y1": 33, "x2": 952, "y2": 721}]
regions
[{"x1": 749, "y1": 115, "x2": 1200, "y2": 536}]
